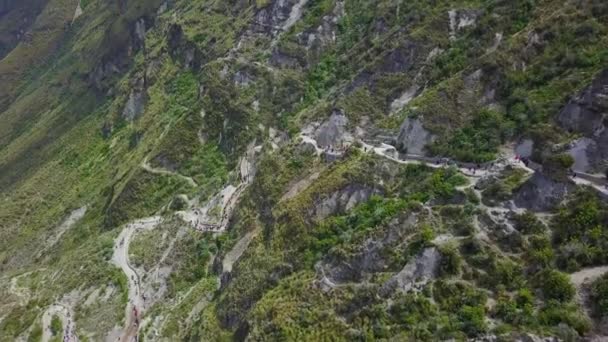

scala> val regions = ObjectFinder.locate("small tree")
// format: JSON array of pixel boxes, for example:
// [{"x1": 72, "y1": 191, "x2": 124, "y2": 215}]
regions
[
  {"x1": 544, "y1": 153, "x2": 574, "y2": 181},
  {"x1": 590, "y1": 273, "x2": 608, "y2": 318},
  {"x1": 537, "y1": 269, "x2": 575, "y2": 302}
]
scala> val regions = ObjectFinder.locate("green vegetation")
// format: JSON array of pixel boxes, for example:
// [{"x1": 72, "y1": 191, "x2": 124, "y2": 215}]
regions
[
  {"x1": 552, "y1": 190, "x2": 608, "y2": 271},
  {"x1": 590, "y1": 273, "x2": 608, "y2": 318},
  {"x1": 535, "y1": 269, "x2": 575, "y2": 303},
  {"x1": 480, "y1": 167, "x2": 528, "y2": 206},
  {"x1": 50, "y1": 315, "x2": 63, "y2": 340},
  {"x1": 429, "y1": 109, "x2": 514, "y2": 162},
  {"x1": 1, "y1": 0, "x2": 607, "y2": 340}
]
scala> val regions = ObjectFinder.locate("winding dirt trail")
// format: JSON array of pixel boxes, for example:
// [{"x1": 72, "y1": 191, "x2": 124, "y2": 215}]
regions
[
  {"x1": 572, "y1": 175, "x2": 608, "y2": 197},
  {"x1": 41, "y1": 304, "x2": 77, "y2": 342},
  {"x1": 110, "y1": 216, "x2": 163, "y2": 342},
  {"x1": 178, "y1": 142, "x2": 258, "y2": 233},
  {"x1": 570, "y1": 266, "x2": 608, "y2": 317},
  {"x1": 141, "y1": 160, "x2": 198, "y2": 187}
]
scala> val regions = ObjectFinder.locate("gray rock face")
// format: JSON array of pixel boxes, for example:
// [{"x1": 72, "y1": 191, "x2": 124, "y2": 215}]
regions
[
  {"x1": 556, "y1": 69, "x2": 608, "y2": 173},
  {"x1": 381, "y1": 247, "x2": 441, "y2": 296},
  {"x1": 122, "y1": 76, "x2": 147, "y2": 121},
  {"x1": 321, "y1": 213, "x2": 418, "y2": 285},
  {"x1": 380, "y1": 41, "x2": 418, "y2": 74},
  {"x1": 133, "y1": 18, "x2": 146, "y2": 51},
  {"x1": 89, "y1": 17, "x2": 153, "y2": 90},
  {"x1": 314, "y1": 110, "x2": 351, "y2": 148},
  {"x1": 296, "y1": 139, "x2": 317, "y2": 155},
  {"x1": 513, "y1": 173, "x2": 575, "y2": 212},
  {"x1": 252, "y1": 0, "x2": 300, "y2": 35},
  {"x1": 157, "y1": 0, "x2": 171, "y2": 14},
  {"x1": 515, "y1": 139, "x2": 534, "y2": 159},
  {"x1": 269, "y1": 49, "x2": 301, "y2": 68},
  {"x1": 122, "y1": 91, "x2": 146, "y2": 121},
  {"x1": 90, "y1": 59, "x2": 122, "y2": 90},
  {"x1": 448, "y1": 9, "x2": 481, "y2": 41},
  {"x1": 233, "y1": 70, "x2": 254, "y2": 87},
  {"x1": 395, "y1": 117, "x2": 435, "y2": 155},
  {"x1": 313, "y1": 184, "x2": 379, "y2": 221},
  {"x1": 167, "y1": 23, "x2": 202, "y2": 70},
  {"x1": 567, "y1": 137, "x2": 596, "y2": 172}
]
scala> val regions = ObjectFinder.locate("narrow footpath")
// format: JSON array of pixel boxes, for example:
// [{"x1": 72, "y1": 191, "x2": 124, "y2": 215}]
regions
[
  {"x1": 110, "y1": 216, "x2": 163, "y2": 342},
  {"x1": 41, "y1": 304, "x2": 77, "y2": 342}
]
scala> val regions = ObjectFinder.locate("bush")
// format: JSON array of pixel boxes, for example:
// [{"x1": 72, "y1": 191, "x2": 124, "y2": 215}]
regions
[
  {"x1": 538, "y1": 302, "x2": 591, "y2": 335},
  {"x1": 429, "y1": 109, "x2": 515, "y2": 163},
  {"x1": 50, "y1": 316, "x2": 62, "y2": 337},
  {"x1": 526, "y1": 234, "x2": 554, "y2": 270},
  {"x1": 590, "y1": 273, "x2": 608, "y2": 318},
  {"x1": 486, "y1": 260, "x2": 525, "y2": 291},
  {"x1": 536, "y1": 269, "x2": 575, "y2": 302},
  {"x1": 494, "y1": 289, "x2": 535, "y2": 326},
  {"x1": 544, "y1": 153, "x2": 575, "y2": 180},
  {"x1": 458, "y1": 305, "x2": 487, "y2": 336},
  {"x1": 512, "y1": 211, "x2": 546, "y2": 235},
  {"x1": 552, "y1": 190, "x2": 608, "y2": 269},
  {"x1": 438, "y1": 244, "x2": 462, "y2": 277}
]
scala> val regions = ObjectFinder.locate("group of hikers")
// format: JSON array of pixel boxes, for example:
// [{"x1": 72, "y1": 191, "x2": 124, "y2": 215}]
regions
[
  {"x1": 322, "y1": 142, "x2": 348, "y2": 155},
  {"x1": 189, "y1": 207, "x2": 226, "y2": 232},
  {"x1": 61, "y1": 311, "x2": 75, "y2": 342}
]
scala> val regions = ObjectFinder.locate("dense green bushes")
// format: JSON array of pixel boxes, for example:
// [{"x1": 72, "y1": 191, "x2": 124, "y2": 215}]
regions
[
  {"x1": 429, "y1": 109, "x2": 514, "y2": 162},
  {"x1": 536, "y1": 269, "x2": 575, "y2": 303},
  {"x1": 306, "y1": 196, "x2": 408, "y2": 265},
  {"x1": 552, "y1": 190, "x2": 608, "y2": 271},
  {"x1": 590, "y1": 273, "x2": 608, "y2": 318}
]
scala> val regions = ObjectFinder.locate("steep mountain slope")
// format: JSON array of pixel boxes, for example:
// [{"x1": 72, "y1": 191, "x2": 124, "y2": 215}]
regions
[{"x1": 0, "y1": 0, "x2": 607, "y2": 341}]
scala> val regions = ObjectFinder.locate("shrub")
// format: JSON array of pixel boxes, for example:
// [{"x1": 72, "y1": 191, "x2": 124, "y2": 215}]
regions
[
  {"x1": 458, "y1": 305, "x2": 487, "y2": 336},
  {"x1": 538, "y1": 302, "x2": 591, "y2": 335},
  {"x1": 512, "y1": 211, "x2": 546, "y2": 235},
  {"x1": 438, "y1": 243, "x2": 462, "y2": 277},
  {"x1": 544, "y1": 153, "x2": 575, "y2": 180},
  {"x1": 536, "y1": 269, "x2": 575, "y2": 302},
  {"x1": 429, "y1": 109, "x2": 515, "y2": 163},
  {"x1": 590, "y1": 273, "x2": 608, "y2": 318},
  {"x1": 552, "y1": 190, "x2": 608, "y2": 269}
]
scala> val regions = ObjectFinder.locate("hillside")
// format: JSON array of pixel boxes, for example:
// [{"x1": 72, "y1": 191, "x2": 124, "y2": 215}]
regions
[{"x1": 0, "y1": 0, "x2": 608, "y2": 341}]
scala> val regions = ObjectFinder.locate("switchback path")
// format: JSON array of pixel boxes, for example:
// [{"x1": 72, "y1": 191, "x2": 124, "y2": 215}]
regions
[
  {"x1": 41, "y1": 303, "x2": 77, "y2": 342},
  {"x1": 110, "y1": 216, "x2": 163, "y2": 342},
  {"x1": 178, "y1": 142, "x2": 258, "y2": 233},
  {"x1": 141, "y1": 160, "x2": 198, "y2": 187}
]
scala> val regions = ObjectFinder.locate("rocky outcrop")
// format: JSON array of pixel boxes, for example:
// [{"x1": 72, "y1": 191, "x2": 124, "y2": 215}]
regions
[
  {"x1": 90, "y1": 17, "x2": 153, "y2": 91},
  {"x1": 567, "y1": 137, "x2": 597, "y2": 173},
  {"x1": 314, "y1": 110, "x2": 352, "y2": 148},
  {"x1": 448, "y1": 9, "x2": 481, "y2": 41},
  {"x1": 122, "y1": 77, "x2": 147, "y2": 121},
  {"x1": 513, "y1": 173, "x2": 575, "y2": 212},
  {"x1": 90, "y1": 57, "x2": 125, "y2": 91},
  {"x1": 380, "y1": 247, "x2": 441, "y2": 296},
  {"x1": 395, "y1": 117, "x2": 435, "y2": 155},
  {"x1": 515, "y1": 139, "x2": 534, "y2": 159},
  {"x1": 0, "y1": 0, "x2": 50, "y2": 59},
  {"x1": 122, "y1": 91, "x2": 147, "y2": 121},
  {"x1": 313, "y1": 184, "x2": 380, "y2": 221},
  {"x1": 253, "y1": 0, "x2": 294, "y2": 32},
  {"x1": 167, "y1": 23, "x2": 202, "y2": 70},
  {"x1": 380, "y1": 42, "x2": 419, "y2": 74},
  {"x1": 320, "y1": 213, "x2": 418, "y2": 285},
  {"x1": 347, "y1": 41, "x2": 423, "y2": 96},
  {"x1": 233, "y1": 70, "x2": 254, "y2": 87},
  {"x1": 556, "y1": 69, "x2": 608, "y2": 173}
]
